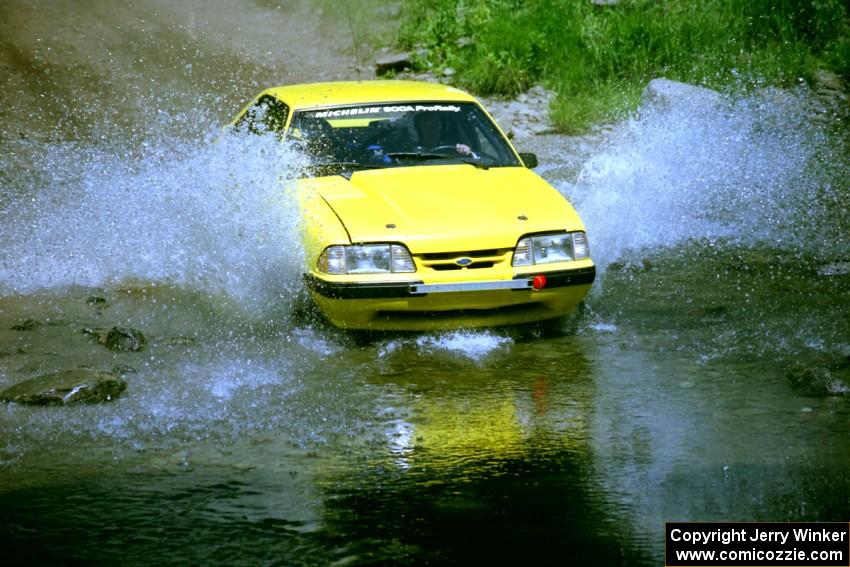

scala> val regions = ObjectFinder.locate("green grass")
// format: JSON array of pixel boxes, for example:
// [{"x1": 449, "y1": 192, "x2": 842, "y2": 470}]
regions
[{"x1": 398, "y1": 0, "x2": 850, "y2": 132}]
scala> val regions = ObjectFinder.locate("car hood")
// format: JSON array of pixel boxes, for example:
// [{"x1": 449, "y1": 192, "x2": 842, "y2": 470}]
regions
[{"x1": 304, "y1": 165, "x2": 585, "y2": 254}]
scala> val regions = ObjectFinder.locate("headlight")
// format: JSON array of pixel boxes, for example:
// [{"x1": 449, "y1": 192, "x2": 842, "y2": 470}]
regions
[
  {"x1": 512, "y1": 232, "x2": 590, "y2": 266},
  {"x1": 571, "y1": 231, "x2": 589, "y2": 260},
  {"x1": 318, "y1": 244, "x2": 416, "y2": 274}
]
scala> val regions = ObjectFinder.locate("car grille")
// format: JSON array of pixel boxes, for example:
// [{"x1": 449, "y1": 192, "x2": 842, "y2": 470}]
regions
[
  {"x1": 430, "y1": 262, "x2": 495, "y2": 271},
  {"x1": 415, "y1": 248, "x2": 512, "y2": 272}
]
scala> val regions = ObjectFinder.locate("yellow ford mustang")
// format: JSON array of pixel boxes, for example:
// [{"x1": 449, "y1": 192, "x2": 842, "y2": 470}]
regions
[{"x1": 233, "y1": 81, "x2": 595, "y2": 330}]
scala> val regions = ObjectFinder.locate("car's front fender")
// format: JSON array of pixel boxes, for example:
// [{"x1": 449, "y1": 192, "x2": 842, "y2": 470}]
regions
[{"x1": 297, "y1": 180, "x2": 351, "y2": 271}]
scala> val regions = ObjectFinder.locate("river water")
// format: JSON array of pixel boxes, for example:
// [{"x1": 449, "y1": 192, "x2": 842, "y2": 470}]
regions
[{"x1": 2, "y1": 3, "x2": 850, "y2": 565}]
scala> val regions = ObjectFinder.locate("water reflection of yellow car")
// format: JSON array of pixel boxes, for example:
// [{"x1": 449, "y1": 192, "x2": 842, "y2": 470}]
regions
[
  {"x1": 381, "y1": 374, "x2": 589, "y2": 470},
  {"x1": 233, "y1": 81, "x2": 595, "y2": 330}
]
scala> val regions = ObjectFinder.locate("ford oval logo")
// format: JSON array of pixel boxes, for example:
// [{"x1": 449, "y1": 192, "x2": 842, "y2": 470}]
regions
[{"x1": 456, "y1": 257, "x2": 473, "y2": 266}]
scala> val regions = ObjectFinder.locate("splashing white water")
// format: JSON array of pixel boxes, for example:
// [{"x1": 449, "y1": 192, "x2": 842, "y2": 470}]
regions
[
  {"x1": 0, "y1": 125, "x2": 306, "y2": 311},
  {"x1": 379, "y1": 330, "x2": 513, "y2": 362},
  {"x1": 557, "y1": 87, "x2": 844, "y2": 269}
]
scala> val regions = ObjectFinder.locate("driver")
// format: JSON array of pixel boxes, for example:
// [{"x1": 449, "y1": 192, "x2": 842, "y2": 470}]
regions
[{"x1": 413, "y1": 112, "x2": 476, "y2": 157}]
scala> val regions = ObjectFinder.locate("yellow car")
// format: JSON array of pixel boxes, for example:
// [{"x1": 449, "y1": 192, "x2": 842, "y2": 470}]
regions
[{"x1": 232, "y1": 81, "x2": 595, "y2": 330}]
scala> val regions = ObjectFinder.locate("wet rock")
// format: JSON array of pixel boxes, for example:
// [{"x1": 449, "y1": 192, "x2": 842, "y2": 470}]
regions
[
  {"x1": 812, "y1": 69, "x2": 848, "y2": 119},
  {"x1": 105, "y1": 327, "x2": 146, "y2": 351},
  {"x1": 111, "y1": 364, "x2": 137, "y2": 375},
  {"x1": 640, "y1": 78, "x2": 722, "y2": 115},
  {"x1": 697, "y1": 305, "x2": 728, "y2": 322},
  {"x1": 82, "y1": 326, "x2": 106, "y2": 340},
  {"x1": 375, "y1": 52, "x2": 412, "y2": 76},
  {"x1": 10, "y1": 317, "x2": 68, "y2": 330},
  {"x1": 817, "y1": 262, "x2": 850, "y2": 276},
  {"x1": 83, "y1": 326, "x2": 146, "y2": 351},
  {"x1": 814, "y1": 69, "x2": 845, "y2": 93},
  {"x1": 11, "y1": 318, "x2": 41, "y2": 331},
  {"x1": 86, "y1": 296, "x2": 107, "y2": 305},
  {"x1": 0, "y1": 369, "x2": 127, "y2": 405},
  {"x1": 788, "y1": 360, "x2": 850, "y2": 397}
]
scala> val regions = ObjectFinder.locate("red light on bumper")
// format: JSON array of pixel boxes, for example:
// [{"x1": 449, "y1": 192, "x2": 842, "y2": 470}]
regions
[{"x1": 532, "y1": 274, "x2": 547, "y2": 290}]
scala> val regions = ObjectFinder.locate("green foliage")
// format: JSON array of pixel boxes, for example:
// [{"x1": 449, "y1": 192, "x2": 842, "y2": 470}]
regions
[{"x1": 398, "y1": 0, "x2": 850, "y2": 132}]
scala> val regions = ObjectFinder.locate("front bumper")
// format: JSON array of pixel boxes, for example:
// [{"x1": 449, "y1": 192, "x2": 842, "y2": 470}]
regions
[{"x1": 303, "y1": 266, "x2": 596, "y2": 330}]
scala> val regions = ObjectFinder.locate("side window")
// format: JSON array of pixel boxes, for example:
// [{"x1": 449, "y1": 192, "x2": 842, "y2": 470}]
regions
[{"x1": 235, "y1": 95, "x2": 289, "y2": 136}]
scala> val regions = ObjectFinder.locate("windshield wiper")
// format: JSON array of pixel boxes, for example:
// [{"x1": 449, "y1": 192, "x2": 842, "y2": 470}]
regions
[
  {"x1": 385, "y1": 152, "x2": 490, "y2": 170},
  {"x1": 456, "y1": 157, "x2": 490, "y2": 170}
]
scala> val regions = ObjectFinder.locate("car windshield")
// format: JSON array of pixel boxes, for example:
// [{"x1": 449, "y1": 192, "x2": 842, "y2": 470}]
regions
[{"x1": 288, "y1": 102, "x2": 521, "y2": 174}]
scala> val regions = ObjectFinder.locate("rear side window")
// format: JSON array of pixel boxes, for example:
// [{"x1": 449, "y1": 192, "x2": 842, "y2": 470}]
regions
[{"x1": 235, "y1": 94, "x2": 289, "y2": 136}]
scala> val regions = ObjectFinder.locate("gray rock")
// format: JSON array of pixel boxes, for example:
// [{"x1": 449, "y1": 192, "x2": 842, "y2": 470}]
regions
[
  {"x1": 0, "y1": 369, "x2": 127, "y2": 405},
  {"x1": 480, "y1": 85, "x2": 556, "y2": 139},
  {"x1": 375, "y1": 52, "x2": 412, "y2": 76},
  {"x1": 442, "y1": 67, "x2": 456, "y2": 77},
  {"x1": 640, "y1": 78, "x2": 723, "y2": 114},
  {"x1": 456, "y1": 36, "x2": 473, "y2": 48}
]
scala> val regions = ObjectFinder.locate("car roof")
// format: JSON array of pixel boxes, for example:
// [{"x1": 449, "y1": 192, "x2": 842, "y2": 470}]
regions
[{"x1": 259, "y1": 80, "x2": 479, "y2": 110}]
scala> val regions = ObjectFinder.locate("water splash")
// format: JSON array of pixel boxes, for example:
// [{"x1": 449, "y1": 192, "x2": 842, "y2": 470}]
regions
[
  {"x1": 379, "y1": 330, "x2": 513, "y2": 362},
  {"x1": 0, "y1": 123, "x2": 306, "y2": 312},
  {"x1": 558, "y1": 87, "x2": 847, "y2": 269}
]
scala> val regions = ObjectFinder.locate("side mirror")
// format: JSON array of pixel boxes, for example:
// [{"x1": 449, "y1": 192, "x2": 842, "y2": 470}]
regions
[{"x1": 518, "y1": 152, "x2": 538, "y2": 168}]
